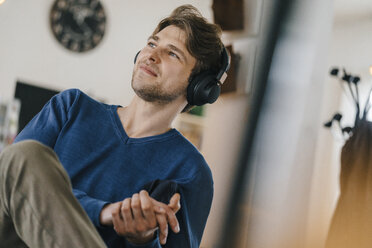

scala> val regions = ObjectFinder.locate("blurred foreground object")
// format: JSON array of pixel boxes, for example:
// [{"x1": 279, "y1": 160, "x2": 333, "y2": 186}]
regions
[
  {"x1": 325, "y1": 68, "x2": 372, "y2": 247},
  {"x1": 325, "y1": 119, "x2": 372, "y2": 248}
]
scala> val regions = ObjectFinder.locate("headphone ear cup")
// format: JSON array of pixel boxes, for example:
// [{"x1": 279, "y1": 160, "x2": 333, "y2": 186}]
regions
[
  {"x1": 187, "y1": 72, "x2": 221, "y2": 106},
  {"x1": 187, "y1": 76, "x2": 199, "y2": 105}
]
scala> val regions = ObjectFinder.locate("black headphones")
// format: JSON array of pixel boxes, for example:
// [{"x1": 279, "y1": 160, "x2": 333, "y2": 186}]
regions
[{"x1": 134, "y1": 46, "x2": 230, "y2": 106}]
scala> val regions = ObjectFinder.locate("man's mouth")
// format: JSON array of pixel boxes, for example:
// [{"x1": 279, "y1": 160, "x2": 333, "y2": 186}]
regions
[{"x1": 139, "y1": 65, "x2": 158, "y2": 77}]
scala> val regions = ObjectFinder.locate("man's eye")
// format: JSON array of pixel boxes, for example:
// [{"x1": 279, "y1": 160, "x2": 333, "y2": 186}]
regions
[
  {"x1": 169, "y1": 52, "x2": 179, "y2": 59},
  {"x1": 148, "y1": 42, "x2": 156, "y2": 48}
]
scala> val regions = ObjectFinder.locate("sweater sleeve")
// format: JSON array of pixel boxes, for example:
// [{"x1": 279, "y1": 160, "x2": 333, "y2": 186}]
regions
[
  {"x1": 164, "y1": 167, "x2": 214, "y2": 248},
  {"x1": 72, "y1": 189, "x2": 110, "y2": 227},
  {"x1": 14, "y1": 89, "x2": 109, "y2": 227},
  {"x1": 14, "y1": 89, "x2": 76, "y2": 147},
  {"x1": 124, "y1": 236, "x2": 162, "y2": 248}
]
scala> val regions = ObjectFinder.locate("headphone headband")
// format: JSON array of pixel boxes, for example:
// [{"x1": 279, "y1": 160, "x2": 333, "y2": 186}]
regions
[{"x1": 216, "y1": 46, "x2": 231, "y2": 81}]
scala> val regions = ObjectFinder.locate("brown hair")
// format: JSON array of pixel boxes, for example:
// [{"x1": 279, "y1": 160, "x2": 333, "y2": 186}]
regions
[{"x1": 152, "y1": 5, "x2": 223, "y2": 112}]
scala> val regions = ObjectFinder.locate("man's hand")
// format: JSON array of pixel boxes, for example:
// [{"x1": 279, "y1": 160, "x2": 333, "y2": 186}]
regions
[
  {"x1": 149, "y1": 192, "x2": 181, "y2": 244},
  {"x1": 102, "y1": 190, "x2": 181, "y2": 245},
  {"x1": 100, "y1": 201, "x2": 121, "y2": 226}
]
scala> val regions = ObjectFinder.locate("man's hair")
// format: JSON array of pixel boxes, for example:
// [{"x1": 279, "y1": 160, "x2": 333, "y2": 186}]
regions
[{"x1": 152, "y1": 5, "x2": 224, "y2": 112}]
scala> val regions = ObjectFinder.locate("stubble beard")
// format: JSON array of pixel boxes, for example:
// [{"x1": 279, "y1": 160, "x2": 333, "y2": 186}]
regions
[{"x1": 131, "y1": 74, "x2": 187, "y2": 105}]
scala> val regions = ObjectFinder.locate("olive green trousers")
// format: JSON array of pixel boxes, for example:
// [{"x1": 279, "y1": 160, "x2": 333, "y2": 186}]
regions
[{"x1": 0, "y1": 140, "x2": 106, "y2": 248}]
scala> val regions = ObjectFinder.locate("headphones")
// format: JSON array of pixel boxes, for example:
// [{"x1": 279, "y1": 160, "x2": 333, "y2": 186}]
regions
[{"x1": 134, "y1": 46, "x2": 230, "y2": 106}]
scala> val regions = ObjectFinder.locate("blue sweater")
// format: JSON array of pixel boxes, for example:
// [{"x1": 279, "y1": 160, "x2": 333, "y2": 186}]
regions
[{"x1": 15, "y1": 89, "x2": 213, "y2": 248}]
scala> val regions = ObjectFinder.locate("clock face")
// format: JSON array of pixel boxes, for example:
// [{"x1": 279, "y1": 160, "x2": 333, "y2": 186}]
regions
[{"x1": 50, "y1": 0, "x2": 106, "y2": 53}]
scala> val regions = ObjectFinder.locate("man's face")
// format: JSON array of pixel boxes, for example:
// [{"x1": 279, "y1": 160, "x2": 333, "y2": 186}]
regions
[{"x1": 131, "y1": 25, "x2": 196, "y2": 105}]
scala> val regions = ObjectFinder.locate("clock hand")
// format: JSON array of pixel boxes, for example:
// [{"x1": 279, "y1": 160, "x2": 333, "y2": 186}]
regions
[
  {"x1": 71, "y1": 5, "x2": 93, "y2": 25},
  {"x1": 68, "y1": 5, "x2": 95, "y2": 36}
]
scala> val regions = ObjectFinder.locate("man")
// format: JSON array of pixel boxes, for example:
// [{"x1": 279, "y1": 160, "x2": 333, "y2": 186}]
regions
[{"x1": 0, "y1": 4, "x2": 228, "y2": 248}]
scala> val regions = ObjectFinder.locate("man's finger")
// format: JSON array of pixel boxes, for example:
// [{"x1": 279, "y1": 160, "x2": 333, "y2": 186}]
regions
[
  {"x1": 154, "y1": 205, "x2": 166, "y2": 214},
  {"x1": 121, "y1": 198, "x2": 133, "y2": 224},
  {"x1": 165, "y1": 208, "x2": 180, "y2": 234},
  {"x1": 139, "y1": 190, "x2": 157, "y2": 228},
  {"x1": 150, "y1": 198, "x2": 180, "y2": 234},
  {"x1": 111, "y1": 201, "x2": 123, "y2": 221},
  {"x1": 131, "y1": 193, "x2": 143, "y2": 220},
  {"x1": 112, "y1": 209, "x2": 124, "y2": 234},
  {"x1": 156, "y1": 213, "x2": 168, "y2": 245},
  {"x1": 168, "y1": 193, "x2": 181, "y2": 213}
]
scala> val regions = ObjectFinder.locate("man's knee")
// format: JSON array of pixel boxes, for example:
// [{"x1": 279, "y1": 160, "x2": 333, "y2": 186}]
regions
[
  {"x1": 5, "y1": 140, "x2": 50, "y2": 155},
  {"x1": 0, "y1": 140, "x2": 58, "y2": 173}
]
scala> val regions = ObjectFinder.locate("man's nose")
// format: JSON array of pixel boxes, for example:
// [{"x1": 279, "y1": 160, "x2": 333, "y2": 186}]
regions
[{"x1": 147, "y1": 48, "x2": 161, "y2": 64}]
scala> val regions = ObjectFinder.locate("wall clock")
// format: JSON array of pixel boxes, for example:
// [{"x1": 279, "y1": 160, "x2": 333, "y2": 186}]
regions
[{"x1": 50, "y1": 0, "x2": 106, "y2": 53}]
